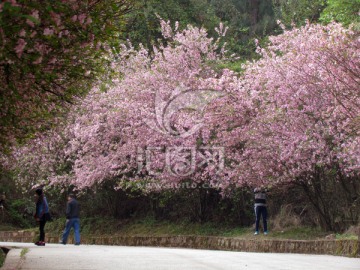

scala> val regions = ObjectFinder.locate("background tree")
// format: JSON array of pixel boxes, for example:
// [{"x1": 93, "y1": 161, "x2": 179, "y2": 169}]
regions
[
  {"x1": 213, "y1": 22, "x2": 360, "y2": 230},
  {"x1": 0, "y1": 0, "x2": 133, "y2": 153},
  {"x1": 211, "y1": 0, "x2": 278, "y2": 57},
  {"x1": 272, "y1": 0, "x2": 326, "y2": 26},
  {"x1": 122, "y1": 0, "x2": 278, "y2": 58},
  {"x1": 9, "y1": 20, "x2": 231, "y2": 190},
  {"x1": 320, "y1": 0, "x2": 360, "y2": 27},
  {"x1": 122, "y1": 0, "x2": 219, "y2": 50}
]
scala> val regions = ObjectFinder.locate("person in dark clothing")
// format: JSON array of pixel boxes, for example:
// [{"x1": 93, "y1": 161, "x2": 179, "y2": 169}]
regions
[
  {"x1": 34, "y1": 188, "x2": 50, "y2": 246},
  {"x1": 0, "y1": 193, "x2": 5, "y2": 207},
  {"x1": 0, "y1": 193, "x2": 5, "y2": 210},
  {"x1": 254, "y1": 187, "x2": 268, "y2": 235},
  {"x1": 0, "y1": 193, "x2": 5, "y2": 219},
  {"x1": 60, "y1": 193, "x2": 81, "y2": 245}
]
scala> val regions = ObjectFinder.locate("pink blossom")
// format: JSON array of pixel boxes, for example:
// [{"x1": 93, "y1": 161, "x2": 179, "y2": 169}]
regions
[
  {"x1": 15, "y1": 38, "x2": 27, "y2": 58},
  {"x1": 78, "y1": 14, "x2": 86, "y2": 24},
  {"x1": 31, "y1": 9, "x2": 40, "y2": 20},
  {"x1": 26, "y1": 9, "x2": 40, "y2": 27},
  {"x1": 19, "y1": 29, "x2": 26, "y2": 37},
  {"x1": 159, "y1": 19, "x2": 173, "y2": 38},
  {"x1": 26, "y1": 19, "x2": 35, "y2": 28},
  {"x1": 85, "y1": 17, "x2": 93, "y2": 26},
  {"x1": 33, "y1": 56, "x2": 42, "y2": 64},
  {"x1": 48, "y1": 58, "x2": 57, "y2": 64},
  {"x1": 9, "y1": 0, "x2": 19, "y2": 7},
  {"x1": 50, "y1": 11, "x2": 61, "y2": 26},
  {"x1": 43, "y1": 28, "x2": 54, "y2": 36}
]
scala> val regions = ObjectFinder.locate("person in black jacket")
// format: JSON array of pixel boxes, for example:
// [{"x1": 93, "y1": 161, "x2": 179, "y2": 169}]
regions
[
  {"x1": 34, "y1": 188, "x2": 50, "y2": 246},
  {"x1": 60, "y1": 193, "x2": 81, "y2": 245}
]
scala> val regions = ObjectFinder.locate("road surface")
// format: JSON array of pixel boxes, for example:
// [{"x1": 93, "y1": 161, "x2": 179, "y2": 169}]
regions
[{"x1": 1, "y1": 242, "x2": 359, "y2": 270}]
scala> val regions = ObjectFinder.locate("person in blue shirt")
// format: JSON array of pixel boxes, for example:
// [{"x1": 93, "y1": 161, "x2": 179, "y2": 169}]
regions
[{"x1": 34, "y1": 188, "x2": 50, "y2": 246}]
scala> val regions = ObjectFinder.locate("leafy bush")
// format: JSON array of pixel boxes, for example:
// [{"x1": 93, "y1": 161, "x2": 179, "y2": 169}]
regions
[
  {"x1": 0, "y1": 249, "x2": 5, "y2": 268},
  {"x1": 7, "y1": 199, "x2": 35, "y2": 228}
]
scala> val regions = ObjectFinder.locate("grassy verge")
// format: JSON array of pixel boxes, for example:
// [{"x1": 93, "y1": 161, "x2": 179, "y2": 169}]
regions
[
  {"x1": 0, "y1": 249, "x2": 5, "y2": 268},
  {"x1": 0, "y1": 223, "x2": 22, "y2": 231},
  {"x1": 43, "y1": 216, "x2": 353, "y2": 240}
]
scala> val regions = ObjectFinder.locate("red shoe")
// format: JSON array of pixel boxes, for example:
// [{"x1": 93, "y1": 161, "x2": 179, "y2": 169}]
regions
[{"x1": 35, "y1": 241, "x2": 45, "y2": 246}]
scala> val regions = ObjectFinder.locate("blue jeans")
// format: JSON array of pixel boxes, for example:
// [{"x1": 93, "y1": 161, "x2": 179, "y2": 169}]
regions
[
  {"x1": 255, "y1": 205, "x2": 268, "y2": 232},
  {"x1": 62, "y1": 218, "x2": 80, "y2": 244}
]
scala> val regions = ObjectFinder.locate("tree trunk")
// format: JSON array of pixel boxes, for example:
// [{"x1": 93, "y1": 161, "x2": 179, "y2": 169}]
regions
[{"x1": 249, "y1": 0, "x2": 260, "y2": 32}]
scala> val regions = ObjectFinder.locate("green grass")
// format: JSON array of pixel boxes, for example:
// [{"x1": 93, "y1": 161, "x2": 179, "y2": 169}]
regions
[
  {"x1": 335, "y1": 233, "x2": 358, "y2": 240},
  {"x1": 266, "y1": 227, "x2": 329, "y2": 240},
  {"x1": 0, "y1": 249, "x2": 5, "y2": 268},
  {"x1": 20, "y1": 248, "x2": 29, "y2": 258},
  {"x1": 0, "y1": 223, "x2": 21, "y2": 231},
  {"x1": 43, "y1": 216, "x2": 352, "y2": 240}
]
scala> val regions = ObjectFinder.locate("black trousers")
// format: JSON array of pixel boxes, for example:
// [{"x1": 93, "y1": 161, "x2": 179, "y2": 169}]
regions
[
  {"x1": 255, "y1": 205, "x2": 268, "y2": 232},
  {"x1": 39, "y1": 220, "x2": 47, "y2": 241}
]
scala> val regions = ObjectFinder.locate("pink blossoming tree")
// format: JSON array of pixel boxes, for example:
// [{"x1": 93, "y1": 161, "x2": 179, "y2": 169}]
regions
[
  {"x1": 206, "y1": 22, "x2": 360, "y2": 229},
  {"x1": 8, "y1": 20, "x2": 360, "y2": 229},
  {"x1": 0, "y1": 0, "x2": 133, "y2": 151}
]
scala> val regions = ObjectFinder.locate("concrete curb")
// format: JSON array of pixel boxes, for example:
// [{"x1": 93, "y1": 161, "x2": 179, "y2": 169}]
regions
[
  {"x1": 1, "y1": 231, "x2": 359, "y2": 258},
  {"x1": 0, "y1": 248, "x2": 22, "y2": 270}
]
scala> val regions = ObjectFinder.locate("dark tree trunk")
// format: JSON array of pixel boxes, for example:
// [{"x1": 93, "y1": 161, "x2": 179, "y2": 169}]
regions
[{"x1": 249, "y1": 0, "x2": 260, "y2": 30}]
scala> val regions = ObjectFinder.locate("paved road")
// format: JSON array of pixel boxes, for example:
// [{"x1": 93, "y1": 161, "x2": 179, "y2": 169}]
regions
[{"x1": 1, "y1": 242, "x2": 359, "y2": 270}]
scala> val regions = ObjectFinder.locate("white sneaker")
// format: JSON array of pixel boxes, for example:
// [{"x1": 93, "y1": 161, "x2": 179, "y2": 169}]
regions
[
  {"x1": 254, "y1": 231, "x2": 259, "y2": 235},
  {"x1": 264, "y1": 231, "x2": 268, "y2": 235}
]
